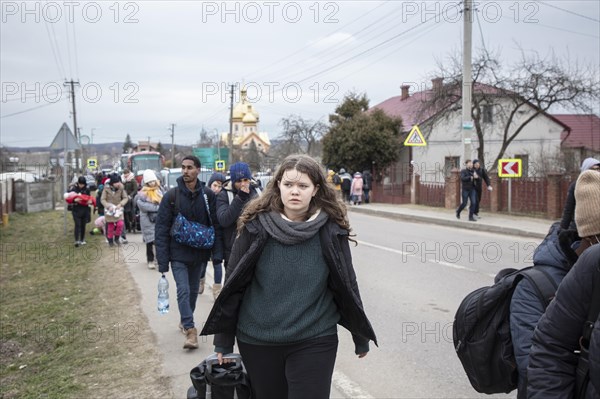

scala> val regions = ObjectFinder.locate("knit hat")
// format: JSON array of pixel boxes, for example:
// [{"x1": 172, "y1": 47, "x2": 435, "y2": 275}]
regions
[
  {"x1": 142, "y1": 169, "x2": 158, "y2": 184},
  {"x1": 229, "y1": 162, "x2": 252, "y2": 183},
  {"x1": 580, "y1": 157, "x2": 600, "y2": 172},
  {"x1": 109, "y1": 173, "x2": 121, "y2": 185},
  {"x1": 77, "y1": 176, "x2": 87, "y2": 185},
  {"x1": 473, "y1": 159, "x2": 480, "y2": 165},
  {"x1": 208, "y1": 172, "x2": 226, "y2": 187},
  {"x1": 574, "y1": 170, "x2": 600, "y2": 238},
  {"x1": 339, "y1": 168, "x2": 346, "y2": 174}
]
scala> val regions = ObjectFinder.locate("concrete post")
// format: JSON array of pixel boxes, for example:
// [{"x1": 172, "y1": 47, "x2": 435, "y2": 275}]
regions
[{"x1": 445, "y1": 169, "x2": 460, "y2": 209}]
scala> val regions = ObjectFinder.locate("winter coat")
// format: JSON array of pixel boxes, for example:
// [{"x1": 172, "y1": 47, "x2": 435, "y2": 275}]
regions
[
  {"x1": 69, "y1": 185, "x2": 91, "y2": 221},
  {"x1": 527, "y1": 244, "x2": 600, "y2": 399},
  {"x1": 136, "y1": 189, "x2": 163, "y2": 244},
  {"x1": 510, "y1": 222, "x2": 579, "y2": 397},
  {"x1": 362, "y1": 171, "x2": 373, "y2": 190},
  {"x1": 340, "y1": 173, "x2": 352, "y2": 192},
  {"x1": 155, "y1": 177, "x2": 223, "y2": 272},
  {"x1": 122, "y1": 175, "x2": 138, "y2": 211},
  {"x1": 200, "y1": 217, "x2": 378, "y2": 354},
  {"x1": 460, "y1": 168, "x2": 475, "y2": 191},
  {"x1": 589, "y1": 312, "x2": 600, "y2": 397},
  {"x1": 216, "y1": 181, "x2": 261, "y2": 262},
  {"x1": 473, "y1": 166, "x2": 491, "y2": 191},
  {"x1": 560, "y1": 181, "x2": 577, "y2": 231},
  {"x1": 100, "y1": 185, "x2": 128, "y2": 223},
  {"x1": 351, "y1": 176, "x2": 364, "y2": 197}
]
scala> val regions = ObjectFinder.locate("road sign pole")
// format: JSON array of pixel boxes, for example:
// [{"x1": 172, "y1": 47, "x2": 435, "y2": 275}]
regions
[{"x1": 508, "y1": 178, "x2": 512, "y2": 214}]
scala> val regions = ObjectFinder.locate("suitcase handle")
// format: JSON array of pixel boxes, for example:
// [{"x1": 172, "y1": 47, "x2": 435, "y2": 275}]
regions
[{"x1": 205, "y1": 353, "x2": 242, "y2": 373}]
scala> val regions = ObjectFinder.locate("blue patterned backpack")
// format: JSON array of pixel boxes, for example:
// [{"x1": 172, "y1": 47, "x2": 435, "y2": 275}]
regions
[{"x1": 169, "y1": 188, "x2": 215, "y2": 250}]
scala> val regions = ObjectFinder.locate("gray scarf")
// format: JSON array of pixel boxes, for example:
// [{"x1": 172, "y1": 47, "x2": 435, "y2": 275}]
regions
[{"x1": 258, "y1": 210, "x2": 329, "y2": 245}]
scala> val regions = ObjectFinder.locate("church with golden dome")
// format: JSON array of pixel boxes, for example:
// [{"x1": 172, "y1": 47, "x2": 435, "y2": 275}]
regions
[{"x1": 221, "y1": 87, "x2": 271, "y2": 154}]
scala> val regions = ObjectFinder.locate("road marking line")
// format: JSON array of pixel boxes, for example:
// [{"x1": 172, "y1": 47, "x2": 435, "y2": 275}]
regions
[{"x1": 332, "y1": 370, "x2": 374, "y2": 399}]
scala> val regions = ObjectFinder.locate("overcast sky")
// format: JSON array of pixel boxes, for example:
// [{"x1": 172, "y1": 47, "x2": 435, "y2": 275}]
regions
[{"x1": 1, "y1": 0, "x2": 599, "y2": 148}]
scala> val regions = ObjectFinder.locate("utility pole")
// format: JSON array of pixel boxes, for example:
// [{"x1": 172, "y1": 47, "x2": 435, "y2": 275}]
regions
[
  {"x1": 147, "y1": 136, "x2": 151, "y2": 151},
  {"x1": 228, "y1": 84, "x2": 235, "y2": 166},
  {"x1": 64, "y1": 80, "x2": 80, "y2": 171},
  {"x1": 462, "y1": 0, "x2": 473, "y2": 163},
  {"x1": 170, "y1": 123, "x2": 176, "y2": 167}
]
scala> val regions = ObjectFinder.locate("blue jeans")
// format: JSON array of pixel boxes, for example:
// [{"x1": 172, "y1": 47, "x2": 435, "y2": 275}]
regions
[
  {"x1": 171, "y1": 260, "x2": 206, "y2": 329},
  {"x1": 199, "y1": 262, "x2": 223, "y2": 284},
  {"x1": 457, "y1": 189, "x2": 477, "y2": 218}
]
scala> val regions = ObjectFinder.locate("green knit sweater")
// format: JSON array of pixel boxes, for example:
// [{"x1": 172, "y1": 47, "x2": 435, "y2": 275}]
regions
[{"x1": 236, "y1": 234, "x2": 340, "y2": 345}]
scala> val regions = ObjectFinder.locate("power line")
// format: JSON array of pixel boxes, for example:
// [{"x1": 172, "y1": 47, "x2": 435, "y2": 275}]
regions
[
  {"x1": 537, "y1": 1, "x2": 600, "y2": 23},
  {"x1": 43, "y1": 19, "x2": 66, "y2": 79},
  {"x1": 0, "y1": 98, "x2": 66, "y2": 118}
]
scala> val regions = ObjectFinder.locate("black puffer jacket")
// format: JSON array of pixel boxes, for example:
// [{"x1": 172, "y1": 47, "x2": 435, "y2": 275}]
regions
[
  {"x1": 155, "y1": 177, "x2": 223, "y2": 272},
  {"x1": 216, "y1": 181, "x2": 261, "y2": 262},
  {"x1": 200, "y1": 216, "x2": 377, "y2": 354},
  {"x1": 510, "y1": 222, "x2": 579, "y2": 398},
  {"x1": 460, "y1": 168, "x2": 475, "y2": 191},
  {"x1": 69, "y1": 184, "x2": 91, "y2": 220},
  {"x1": 527, "y1": 244, "x2": 600, "y2": 399}
]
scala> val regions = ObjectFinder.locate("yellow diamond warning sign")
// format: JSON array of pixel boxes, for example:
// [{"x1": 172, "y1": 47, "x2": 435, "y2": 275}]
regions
[{"x1": 404, "y1": 125, "x2": 427, "y2": 146}]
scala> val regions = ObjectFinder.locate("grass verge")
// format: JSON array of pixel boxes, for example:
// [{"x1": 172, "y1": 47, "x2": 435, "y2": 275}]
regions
[{"x1": 0, "y1": 211, "x2": 171, "y2": 398}]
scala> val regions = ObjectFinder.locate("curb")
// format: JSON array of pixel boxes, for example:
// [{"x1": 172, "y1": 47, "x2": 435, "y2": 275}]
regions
[{"x1": 348, "y1": 207, "x2": 547, "y2": 240}]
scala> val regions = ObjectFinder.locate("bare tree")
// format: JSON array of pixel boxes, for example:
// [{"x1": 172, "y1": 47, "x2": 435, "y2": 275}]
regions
[
  {"x1": 279, "y1": 115, "x2": 328, "y2": 157},
  {"x1": 419, "y1": 49, "x2": 599, "y2": 169}
]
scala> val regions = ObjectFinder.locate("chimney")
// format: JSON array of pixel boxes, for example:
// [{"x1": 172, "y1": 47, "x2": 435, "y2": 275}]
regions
[
  {"x1": 432, "y1": 77, "x2": 443, "y2": 91},
  {"x1": 401, "y1": 85, "x2": 410, "y2": 100}
]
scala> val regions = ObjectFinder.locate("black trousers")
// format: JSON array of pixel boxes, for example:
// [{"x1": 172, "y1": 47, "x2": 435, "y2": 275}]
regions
[
  {"x1": 474, "y1": 187, "x2": 482, "y2": 215},
  {"x1": 238, "y1": 334, "x2": 338, "y2": 399},
  {"x1": 73, "y1": 214, "x2": 87, "y2": 242},
  {"x1": 146, "y1": 242, "x2": 154, "y2": 262}
]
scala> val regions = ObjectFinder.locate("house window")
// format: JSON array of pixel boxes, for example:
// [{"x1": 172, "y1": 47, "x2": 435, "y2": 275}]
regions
[
  {"x1": 514, "y1": 154, "x2": 529, "y2": 177},
  {"x1": 444, "y1": 156, "x2": 460, "y2": 178},
  {"x1": 482, "y1": 104, "x2": 493, "y2": 124}
]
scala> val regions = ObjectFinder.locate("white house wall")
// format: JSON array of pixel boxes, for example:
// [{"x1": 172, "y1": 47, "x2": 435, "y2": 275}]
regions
[{"x1": 411, "y1": 99, "x2": 565, "y2": 182}]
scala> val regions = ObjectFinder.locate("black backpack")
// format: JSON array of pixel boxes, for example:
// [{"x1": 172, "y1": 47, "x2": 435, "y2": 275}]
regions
[
  {"x1": 453, "y1": 267, "x2": 557, "y2": 394},
  {"x1": 341, "y1": 177, "x2": 351, "y2": 191}
]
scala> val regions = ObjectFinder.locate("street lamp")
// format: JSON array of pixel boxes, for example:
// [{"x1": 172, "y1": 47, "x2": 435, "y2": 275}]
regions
[{"x1": 213, "y1": 128, "x2": 221, "y2": 160}]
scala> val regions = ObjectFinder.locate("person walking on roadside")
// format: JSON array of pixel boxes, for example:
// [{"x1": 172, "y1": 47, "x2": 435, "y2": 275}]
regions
[
  {"x1": 339, "y1": 168, "x2": 352, "y2": 204},
  {"x1": 472, "y1": 159, "x2": 492, "y2": 219},
  {"x1": 350, "y1": 172, "x2": 364, "y2": 205},
  {"x1": 100, "y1": 173, "x2": 128, "y2": 247},
  {"x1": 155, "y1": 156, "x2": 223, "y2": 350},
  {"x1": 456, "y1": 160, "x2": 477, "y2": 222},
  {"x1": 122, "y1": 168, "x2": 139, "y2": 235},
  {"x1": 68, "y1": 176, "x2": 92, "y2": 247},
  {"x1": 362, "y1": 169, "x2": 373, "y2": 204},
  {"x1": 201, "y1": 154, "x2": 377, "y2": 399},
  {"x1": 216, "y1": 162, "x2": 261, "y2": 276},
  {"x1": 560, "y1": 157, "x2": 600, "y2": 231},
  {"x1": 527, "y1": 170, "x2": 600, "y2": 398},
  {"x1": 136, "y1": 170, "x2": 163, "y2": 270},
  {"x1": 201, "y1": 172, "x2": 227, "y2": 300}
]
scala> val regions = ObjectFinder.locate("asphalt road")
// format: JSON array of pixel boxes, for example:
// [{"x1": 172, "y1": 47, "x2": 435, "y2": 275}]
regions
[{"x1": 126, "y1": 212, "x2": 533, "y2": 398}]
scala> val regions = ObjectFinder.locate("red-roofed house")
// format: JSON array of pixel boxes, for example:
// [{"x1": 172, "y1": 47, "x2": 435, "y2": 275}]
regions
[
  {"x1": 554, "y1": 114, "x2": 600, "y2": 170},
  {"x1": 371, "y1": 79, "x2": 570, "y2": 183}
]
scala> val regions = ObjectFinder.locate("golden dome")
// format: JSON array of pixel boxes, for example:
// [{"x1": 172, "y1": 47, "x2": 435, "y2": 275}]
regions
[
  {"x1": 242, "y1": 110, "x2": 257, "y2": 123},
  {"x1": 232, "y1": 87, "x2": 260, "y2": 122}
]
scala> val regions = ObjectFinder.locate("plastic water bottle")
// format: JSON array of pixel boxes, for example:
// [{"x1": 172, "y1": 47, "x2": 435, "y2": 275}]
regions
[{"x1": 157, "y1": 274, "x2": 169, "y2": 314}]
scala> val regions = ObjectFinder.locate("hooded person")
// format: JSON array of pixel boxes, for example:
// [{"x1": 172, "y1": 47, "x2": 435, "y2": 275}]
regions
[
  {"x1": 100, "y1": 173, "x2": 128, "y2": 247},
  {"x1": 527, "y1": 170, "x2": 600, "y2": 398},
  {"x1": 68, "y1": 175, "x2": 92, "y2": 246},
  {"x1": 121, "y1": 168, "x2": 139, "y2": 234},
  {"x1": 471, "y1": 159, "x2": 492, "y2": 218},
  {"x1": 560, "y1": 157, "x2": 600, "y2": 231},
  {"x1": 136, "y1": 170, "x2": 164, "y2": 269},
  {"x1": 216, "y1": 162, "x2": 262, "y2": 267},
  {"x1": 350, "y1": 172, "x2": 364, "y2": 205}
]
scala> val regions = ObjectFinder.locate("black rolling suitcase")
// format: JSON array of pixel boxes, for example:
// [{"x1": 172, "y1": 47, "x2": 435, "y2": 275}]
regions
[{"x1": 186, "y1": 353, "x2": 251, "y2": 399}]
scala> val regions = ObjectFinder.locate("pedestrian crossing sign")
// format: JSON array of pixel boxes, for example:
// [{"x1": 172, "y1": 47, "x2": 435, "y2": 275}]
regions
[
  {"x1": 215, "y1": 160, "x2": 226, "y2": 171},
  {"x1": 87, "y1": 158, "x2": 97, "y2": 168},
  {"x1": 404, "y1": 125, "x2": 427, "y2": 146}
]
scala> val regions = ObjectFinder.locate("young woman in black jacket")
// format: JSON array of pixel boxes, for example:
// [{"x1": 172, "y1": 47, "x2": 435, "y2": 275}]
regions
[{"x1": 201, "y1": 154, "x2": 377, "y2": 399}]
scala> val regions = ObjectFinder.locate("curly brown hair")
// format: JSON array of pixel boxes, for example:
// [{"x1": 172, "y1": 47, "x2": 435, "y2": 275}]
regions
[{"x1": 237, "y1": 154, "x2": 353, "y2": 235}]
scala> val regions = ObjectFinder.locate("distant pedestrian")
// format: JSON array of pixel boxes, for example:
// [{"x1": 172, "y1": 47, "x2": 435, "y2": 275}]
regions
[
  {"x1": 202, "y1": 172, "x2": 227, "y2": 300},
  {"x1": 527, "y1": 170, "x2": 600, "y2": 398},
  {"x1": 350, "y1": 172, "x2": 363, "y2": 205},
  {"x1": 122, "y1": 168, "x2": 139, "y2": 234},
  {"x1": 136, "y1": 170, "x2": 163, "y2": 269},
  {"x1": 456, "y1": 160, "x2": 477, "y2": 222},
  {"x1": 362, "y1": 169, "x2": 373, "y2": 203},
  {"x1": 100, "y1": 173, "x2": 128, "y2": 247},
  {"x1": 339, "y1": 168, "x2": 352, "y2": 204},
  {"x1": 559, "y1": 157, "x2": 600, "y2": 231},
  {"x1": 472, "y1": 159, "x2": 492, "y2": 218},
  {"x1": 155, "y1": 155, "x2": 223, "y2": 350},
  {"x1": 68, "y1": 176, "x2": 92, "y2": 247},
  {"x1": 201, "y1": 154, "x2": 377, "y2": 399}
]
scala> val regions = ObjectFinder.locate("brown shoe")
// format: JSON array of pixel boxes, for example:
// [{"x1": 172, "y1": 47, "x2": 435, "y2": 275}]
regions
[
  {"x1": 183, "y1": 327, "x2": 198, "y2": 349},
  {"x1": 212, "y1": 284, "x2": 222, "y2": 301}
]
